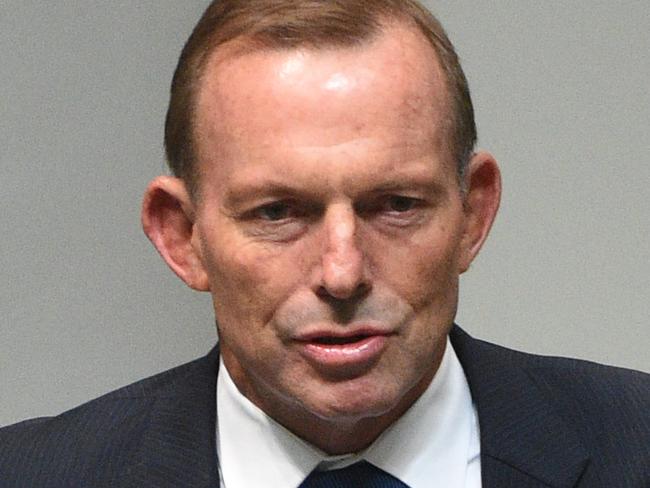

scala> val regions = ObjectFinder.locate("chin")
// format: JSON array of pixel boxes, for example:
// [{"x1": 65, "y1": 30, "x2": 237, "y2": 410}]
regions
[{"x1": 302, "y1": 381, "x2": 408, "y2": 423}]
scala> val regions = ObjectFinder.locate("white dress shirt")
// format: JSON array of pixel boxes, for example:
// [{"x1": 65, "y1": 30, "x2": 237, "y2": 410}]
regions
[{"x1": 216, "y1": 338, "x2": 481, "y2": 488}]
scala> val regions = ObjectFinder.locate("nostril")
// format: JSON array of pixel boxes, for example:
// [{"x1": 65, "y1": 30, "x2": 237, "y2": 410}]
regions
[{"x1": 316, "y1": 282, "x2": 370, "y2": 301}]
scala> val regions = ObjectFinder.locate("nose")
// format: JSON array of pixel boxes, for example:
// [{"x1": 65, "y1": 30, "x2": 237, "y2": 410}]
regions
[{"x1": 318, "y1": 204, "x2": 369, "y2": 300}]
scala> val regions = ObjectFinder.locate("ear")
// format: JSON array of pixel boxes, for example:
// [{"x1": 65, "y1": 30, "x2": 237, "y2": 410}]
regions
[
  {"x1": 141, "y1": 176, "x2": 210, "y2": 291},
  {"x1": 458, "y1": 152, "x2": 502, "y2": 273}
]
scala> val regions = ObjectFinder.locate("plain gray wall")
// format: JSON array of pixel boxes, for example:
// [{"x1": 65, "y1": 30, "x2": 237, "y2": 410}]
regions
[{"x1": 1, "y1": 1, "x2": 648, "y2": 427}]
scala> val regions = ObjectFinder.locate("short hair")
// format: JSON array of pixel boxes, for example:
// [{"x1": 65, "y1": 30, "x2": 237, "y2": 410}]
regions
[{"x1": 164, "y1": 0, "x2": 476, "y2": 197}]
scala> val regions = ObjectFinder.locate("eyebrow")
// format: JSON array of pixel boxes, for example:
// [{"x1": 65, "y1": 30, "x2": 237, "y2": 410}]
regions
[{"x1": 362, "y1": 178, "x2": 448, "y2": 196}]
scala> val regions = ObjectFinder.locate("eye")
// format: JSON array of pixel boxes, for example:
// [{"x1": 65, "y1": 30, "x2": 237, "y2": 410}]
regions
[
  {"x1": 384, "y1": 195, "x2": 419, "y2": 213},
  {"x1": 241, "y1": 200, "x2": 314, "y2": 242},
  {"x1": 254, "y1": 201, "x2": 293, "y2": 221}
]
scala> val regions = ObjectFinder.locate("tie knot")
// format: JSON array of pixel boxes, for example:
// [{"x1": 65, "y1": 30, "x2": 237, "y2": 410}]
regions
[{"x1": 299, "y1": 460, "x2": 409, "y2": 487}]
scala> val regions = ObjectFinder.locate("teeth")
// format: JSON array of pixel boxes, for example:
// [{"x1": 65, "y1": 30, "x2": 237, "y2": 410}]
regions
[{"x1": 315, "y1": 335, "x2": 366, "y2": 345}]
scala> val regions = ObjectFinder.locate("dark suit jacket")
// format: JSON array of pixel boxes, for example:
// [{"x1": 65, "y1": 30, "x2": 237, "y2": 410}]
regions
[{"x1": 1, "y1": 326, "x2": 649, "y2": 487}]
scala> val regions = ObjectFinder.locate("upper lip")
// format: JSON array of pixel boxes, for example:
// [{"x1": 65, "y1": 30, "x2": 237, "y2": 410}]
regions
[{"x1": 294, "y1": 325, "x2": 393, "y2": 342}]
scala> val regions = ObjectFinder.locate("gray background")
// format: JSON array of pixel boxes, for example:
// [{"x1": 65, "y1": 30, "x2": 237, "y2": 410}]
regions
[{"x1": 1, "y1": 1, "x2": 648, "y2": 427}]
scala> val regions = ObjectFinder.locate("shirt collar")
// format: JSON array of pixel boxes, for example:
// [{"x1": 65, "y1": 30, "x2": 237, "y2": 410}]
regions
[{"x1": 216, "y1": 337, "x2": 478, "y2": 488}]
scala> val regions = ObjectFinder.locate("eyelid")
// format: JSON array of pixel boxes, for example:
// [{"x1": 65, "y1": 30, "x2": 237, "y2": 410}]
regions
[
  {"x1": 357, "y1": 194, "x2": 422, "y2": 213},
  {"x1": 246, "y1": 200, "x2": 293, "y2": 220},
  {"x1": 255, "y1": 203, "x2": 288, "y2": 221},
  {"x1": 384, "y1": 195, "x2": 421, "y2": 208},
  {"x1": 245, "y1": 199, "x2": 321, "y2": 221}
]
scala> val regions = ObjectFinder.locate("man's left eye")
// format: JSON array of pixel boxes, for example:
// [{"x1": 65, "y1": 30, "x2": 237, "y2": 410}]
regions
[{"x1": 385, "y1": 196, "x2": 418, "y2": 213}]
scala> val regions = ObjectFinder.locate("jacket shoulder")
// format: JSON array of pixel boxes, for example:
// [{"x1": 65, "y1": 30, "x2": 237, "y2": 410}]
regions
[
  {"x1": 523, "y1": 352, "x2": 650, "y2": 440},
  {"x1": 472, "y1": 333, "x2": 650, "y2": 428},
  {"x1": 452, "y1": 327, "x2": 650, "y2": 485},
  {"x1": 524, "y1": 350, "x2": 650, "y2": 484},
  {"x1": 499, "y1": 343, "x2": 650, "y2": 422},
  {"x1": 0, "y1": 350, "x2": 218, "y2": 487},
  {"x1": 452, "y1": 326, "x2": 650, "y2": 417}
]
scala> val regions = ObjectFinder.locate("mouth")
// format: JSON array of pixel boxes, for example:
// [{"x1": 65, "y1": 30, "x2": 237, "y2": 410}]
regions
[
  {"x1": 310, "y1": 335, "x2": 371, "y2": 345},
  {"x1": 294, "y1": 328, "x2": 391, "y2": 373}
]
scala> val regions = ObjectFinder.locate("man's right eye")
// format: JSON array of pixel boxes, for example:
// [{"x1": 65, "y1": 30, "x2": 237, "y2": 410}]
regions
[
  {"x1": 254, "y1": 201, "x2": 292, "y2": 221},
  {"x1": 240, "y1": 200, "x2": 312, "y2": 242}
]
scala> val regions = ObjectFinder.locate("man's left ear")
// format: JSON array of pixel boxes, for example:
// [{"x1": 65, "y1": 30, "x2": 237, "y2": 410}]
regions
[
  {"x1": 458, "y1": 151, "x2": 501, "y2": 273},
  {"x1": 141, "y1": 176, "x2": 210, "y2": 291}
]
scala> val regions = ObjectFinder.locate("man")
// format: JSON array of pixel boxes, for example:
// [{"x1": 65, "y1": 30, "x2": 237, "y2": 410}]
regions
[{"x1": 1, "y1": 1, "x2": 648, "y2": 486}]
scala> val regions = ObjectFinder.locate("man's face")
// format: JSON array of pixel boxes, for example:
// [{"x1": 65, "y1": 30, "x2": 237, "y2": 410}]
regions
[{"x1": 191, "y1": 25, "x2": 476, "y2": 444}]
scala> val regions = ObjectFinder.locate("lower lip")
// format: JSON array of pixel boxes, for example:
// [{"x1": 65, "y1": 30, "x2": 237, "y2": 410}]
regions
[{"x1": 297, "y1": 335, "x2": 388, "y2": 373}]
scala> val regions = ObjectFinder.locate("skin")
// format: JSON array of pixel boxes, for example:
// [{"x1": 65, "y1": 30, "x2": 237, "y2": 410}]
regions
[{"x1": 142, "y1": 22, "x2": 501, "y2": 454}]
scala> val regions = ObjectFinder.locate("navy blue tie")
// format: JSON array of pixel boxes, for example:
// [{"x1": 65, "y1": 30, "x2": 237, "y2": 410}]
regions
[{"x1": 299, "y1": 460, "x2": 410, "y2": 487}]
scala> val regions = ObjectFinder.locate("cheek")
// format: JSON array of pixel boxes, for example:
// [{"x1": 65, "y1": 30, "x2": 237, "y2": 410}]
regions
[
  {"x1": 211, "y1": 250, "x2": 273, "y2": 318},
  {"x1": 368, "y1": 225, "x2": 463, "y2": 309},
  {"x1": 200, "y1": 229, "x2": 302, "y2": 327}
]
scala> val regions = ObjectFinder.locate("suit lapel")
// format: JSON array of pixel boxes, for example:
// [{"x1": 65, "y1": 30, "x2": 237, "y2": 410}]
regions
[
  {"x1": 451, "y1": 326, "x2": 590, "y2": 488},
  {"x1": 123, "y1": 346, "x2": 221, "y2": 488}
]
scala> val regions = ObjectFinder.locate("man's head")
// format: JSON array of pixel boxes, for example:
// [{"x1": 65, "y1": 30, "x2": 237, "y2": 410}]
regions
[
  {"x1": 142, "y1": 0, "x2": 500, "y2": 454},
  {"x1": 164, "y1": 0, "x2": 477, "y2": 199}
]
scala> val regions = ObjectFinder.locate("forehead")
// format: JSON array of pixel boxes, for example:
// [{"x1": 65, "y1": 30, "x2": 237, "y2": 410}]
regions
[{"x1": 193, "y1": 22, "x2": 450, "y2": 172}]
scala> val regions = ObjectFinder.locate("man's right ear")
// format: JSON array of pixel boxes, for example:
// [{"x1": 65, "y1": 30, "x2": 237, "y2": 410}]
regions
[{"x1": 141, "y1": 176, "x2": 210, "y2": 291}]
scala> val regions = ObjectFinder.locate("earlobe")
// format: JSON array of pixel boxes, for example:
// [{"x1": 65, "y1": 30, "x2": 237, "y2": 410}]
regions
[
  {"x1": 458, "y1": 152, "x2": 502, "y2": 273},
  {"x1": 141, "y1": 176, "x2": 210, "y2": 291}
]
